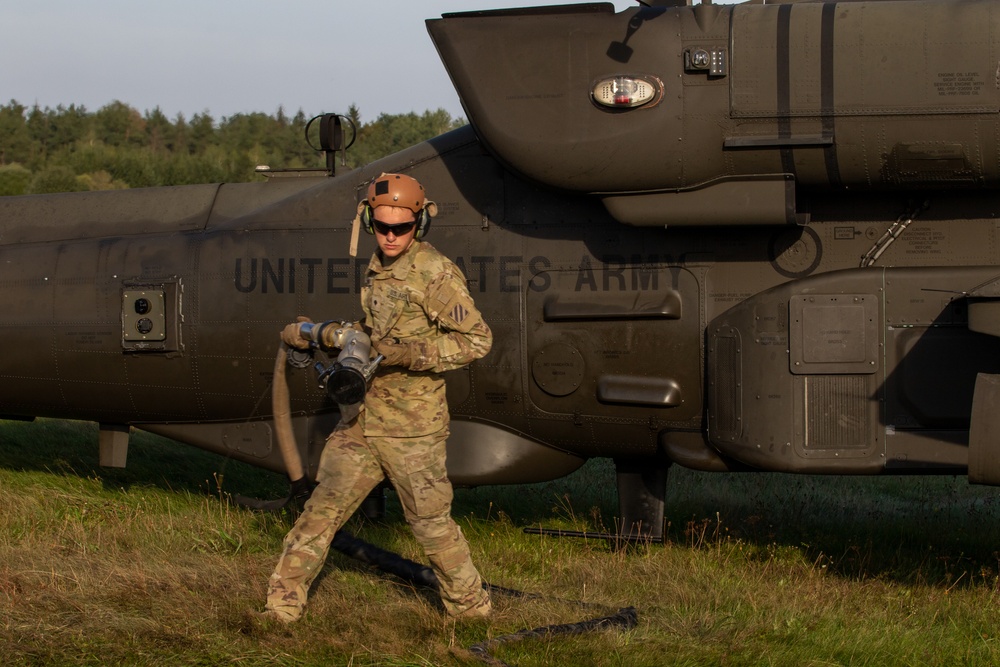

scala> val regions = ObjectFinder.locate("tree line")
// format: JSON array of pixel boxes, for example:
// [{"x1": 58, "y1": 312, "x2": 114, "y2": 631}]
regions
[{"x1": 0, "y1": 100, "x2": 465, "y2": 196}]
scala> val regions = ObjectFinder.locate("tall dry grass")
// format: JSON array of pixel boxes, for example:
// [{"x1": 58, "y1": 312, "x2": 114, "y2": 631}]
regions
[{"x1": 2, "y1": 419, "x2": 1000, "y2": 665}]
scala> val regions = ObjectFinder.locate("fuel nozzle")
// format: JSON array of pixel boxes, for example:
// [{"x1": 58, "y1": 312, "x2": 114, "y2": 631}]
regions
[{"x1": 314, "y1": 328, "x2": 383, "y2": 406}]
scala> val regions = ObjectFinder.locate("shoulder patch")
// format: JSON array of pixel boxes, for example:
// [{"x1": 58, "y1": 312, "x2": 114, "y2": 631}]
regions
[{"x1": 450, "y1": 303, "x2": 469, "y2": 325}]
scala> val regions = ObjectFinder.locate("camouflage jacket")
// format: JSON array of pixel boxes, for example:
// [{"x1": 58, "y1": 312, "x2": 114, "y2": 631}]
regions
[{"x1": 358, "y1": 240, "x2": 492, "y2": 437}]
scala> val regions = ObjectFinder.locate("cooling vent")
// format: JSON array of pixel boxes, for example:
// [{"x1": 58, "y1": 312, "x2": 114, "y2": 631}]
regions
[
  {"x1": 710, "y1": 329, "x2": 742, "y2": 442},
  {"x1": 804, "y1": 375, "x2": 869, "y2": 449}
]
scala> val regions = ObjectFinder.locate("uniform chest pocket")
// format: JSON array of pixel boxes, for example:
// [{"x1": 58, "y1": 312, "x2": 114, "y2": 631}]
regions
[{"x1": 369, "y1": 285, "x2": 413, "y2": 337}]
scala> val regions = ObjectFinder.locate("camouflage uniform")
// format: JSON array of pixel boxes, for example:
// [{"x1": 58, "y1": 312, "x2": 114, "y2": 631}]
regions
[{"x1": 266, "y1": 240, "x2": 492, "y2": 621}]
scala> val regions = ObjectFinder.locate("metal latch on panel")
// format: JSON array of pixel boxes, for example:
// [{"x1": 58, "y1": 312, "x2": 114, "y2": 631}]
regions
[
  {"x1": 684, "y1": 46, "x2": 727, "y2": 78},
  {"x1": 123, "y1": 289, "x2": 165, "y2": 342},
  {"x1": 121, "y1": 279, "x2": 183, "y2": 352}
]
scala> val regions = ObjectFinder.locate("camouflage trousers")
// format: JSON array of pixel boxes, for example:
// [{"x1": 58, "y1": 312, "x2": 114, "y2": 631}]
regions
[{"x1": 265, "y1": 419, "x2": 490, "y2": 621}]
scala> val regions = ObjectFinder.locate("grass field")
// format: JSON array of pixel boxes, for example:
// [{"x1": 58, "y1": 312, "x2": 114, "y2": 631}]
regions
[{"x1": 3, "y1": 418, "x2": 1000, "y2": 666}]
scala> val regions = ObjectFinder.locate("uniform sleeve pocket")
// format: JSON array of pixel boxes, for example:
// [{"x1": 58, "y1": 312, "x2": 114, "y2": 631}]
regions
[{"x1": 425, "y1": 282, "x2": 458, "y2": 322}]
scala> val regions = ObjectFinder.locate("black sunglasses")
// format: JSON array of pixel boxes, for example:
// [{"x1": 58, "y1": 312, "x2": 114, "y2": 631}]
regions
[{"x1": 372, "y1": 220, "x2": 416, "y2": 236}]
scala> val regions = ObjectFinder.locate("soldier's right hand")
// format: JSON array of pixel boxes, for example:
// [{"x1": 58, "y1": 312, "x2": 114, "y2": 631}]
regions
[{"x1": 280, "y1": 316, "x2": 314, "y2": 349}]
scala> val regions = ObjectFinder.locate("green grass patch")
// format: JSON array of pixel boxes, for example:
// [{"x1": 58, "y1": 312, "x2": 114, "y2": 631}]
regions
[{"x1": 3, "y1": 419, "x2": 1000, "y2": 665}]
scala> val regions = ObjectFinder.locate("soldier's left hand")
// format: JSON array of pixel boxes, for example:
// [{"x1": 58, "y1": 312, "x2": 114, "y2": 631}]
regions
[{"x1": 374, "y1": 339, "x2": 412, "y2": 367}]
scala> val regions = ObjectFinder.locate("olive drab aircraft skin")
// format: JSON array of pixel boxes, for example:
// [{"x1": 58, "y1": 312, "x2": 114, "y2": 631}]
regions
[{"x1": 3, "y1": 0, "x2": 1000, "y2": 539}]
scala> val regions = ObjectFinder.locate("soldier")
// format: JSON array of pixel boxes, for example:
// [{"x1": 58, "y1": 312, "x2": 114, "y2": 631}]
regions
[{"x1": 263, "y1": 173, "x2": 493, "y2": 622}]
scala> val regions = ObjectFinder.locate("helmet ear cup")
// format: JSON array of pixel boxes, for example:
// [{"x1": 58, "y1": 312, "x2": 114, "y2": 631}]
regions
[
  {"x1": 415, "y1": 207, "x2": 430, "y2": 239},
  {"x1": 360, "y1": 200, "x2": 375, "y2": 235},
  {"x1": 416, "y1": 200, "x2": 437, "y2": 239}
]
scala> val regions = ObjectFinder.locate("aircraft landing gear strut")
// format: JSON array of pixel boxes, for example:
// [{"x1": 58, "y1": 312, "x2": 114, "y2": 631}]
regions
[
  {"x1": 524, "y1": 458, "x2": 669, "y2": 544},
  {"x1": 614, "y1": 458, "x2": 668, "y2": 542}
]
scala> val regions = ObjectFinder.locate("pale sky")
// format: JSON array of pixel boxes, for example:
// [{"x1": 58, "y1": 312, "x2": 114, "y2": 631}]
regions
[{"x1": 2, "y1": 1, "x2": 643, "y2": 124}]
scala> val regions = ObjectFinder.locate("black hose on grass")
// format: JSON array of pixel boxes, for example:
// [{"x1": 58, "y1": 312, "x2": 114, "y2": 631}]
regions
[
  {"x1": 468, "y1": 607, "x2": 638, "y2": 667},
  {"x1": 329, "y1": 530, "x2": 639, "y2": 666},
  {"x1": 331, "y1": 530, "x2": 439, "y2": 589}
]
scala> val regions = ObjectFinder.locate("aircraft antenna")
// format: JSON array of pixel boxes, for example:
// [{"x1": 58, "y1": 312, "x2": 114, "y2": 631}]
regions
[{"x1": 305, "y1": 113, "x2": 357, "y2": 176}]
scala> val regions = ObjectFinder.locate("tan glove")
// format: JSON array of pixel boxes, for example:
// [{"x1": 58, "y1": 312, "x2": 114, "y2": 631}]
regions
[
  {"x1": 374, "y1": 338, "x2": 412, "y2": 367},
  {"x1": 280, "y1": 316, "x2": 313, "y2": 349}
]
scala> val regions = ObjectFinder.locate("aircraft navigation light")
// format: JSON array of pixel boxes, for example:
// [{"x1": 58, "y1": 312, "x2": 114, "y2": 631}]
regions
[{"x1": 591, "y1": 75, "x2": 660, "y2": 109}]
